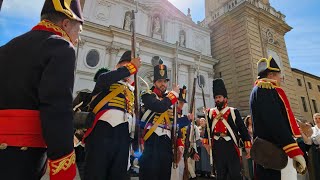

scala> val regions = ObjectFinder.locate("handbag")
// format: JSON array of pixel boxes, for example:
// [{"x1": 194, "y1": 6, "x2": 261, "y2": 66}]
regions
[{"x1": 251, "y1": 137, "x2": 288, "y2": 170}]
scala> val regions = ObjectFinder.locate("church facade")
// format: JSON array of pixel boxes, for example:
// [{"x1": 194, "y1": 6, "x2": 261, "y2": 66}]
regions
[{"x1": 75, "y1": 0, "x2": 218, "y2": 112}]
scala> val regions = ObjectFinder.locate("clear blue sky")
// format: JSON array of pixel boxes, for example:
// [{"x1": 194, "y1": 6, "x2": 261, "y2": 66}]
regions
[{"x1": 1, "y1": 0, "x2": 319, "y2": 76}]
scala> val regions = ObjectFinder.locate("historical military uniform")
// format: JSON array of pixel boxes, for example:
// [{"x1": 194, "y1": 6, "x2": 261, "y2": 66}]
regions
[
  {"x1": 82, "y1": 51, "x2": 137, "y2": 180},
  {"x1": 139, "y1": 60, "x2": 190, "y2": 180},
  {"x1": 72, "y1": 67, "x2": 110, "y2": 180},
  {"x1": 0, "y1": 1, "x2": 83, "y2": 179},
  {"x1": 250, "y1": 57, "x2": 304, "y2": 180},
  {"x1": 204, "y1": 79, "x2": 252, "y2": 180},
  {"x1": 170, "y1": 86, "x2": 200, "y2": 180}
]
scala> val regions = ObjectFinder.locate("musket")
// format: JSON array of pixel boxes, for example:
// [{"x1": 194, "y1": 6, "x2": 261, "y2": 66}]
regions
[
  {"x1": 197, "y1": 56, "x2": 213, "y2": 167},
  {"x1": 172, "y1": 41, "x2": 179, "y2": 169},
  {"x1": 131, "y1": 1, "x2": 141, "y2": 152},
  {"x1": 182, "y1": 60, "x2": 197, "y2": 180}
]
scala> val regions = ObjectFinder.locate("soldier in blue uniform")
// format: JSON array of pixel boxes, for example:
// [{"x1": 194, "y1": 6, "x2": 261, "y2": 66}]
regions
[
  {"x1": 204, "y1": 79, "x2": 252, "y2": 180},
  {"x1": 72, "y1": 67, "x2": 110, "y2": 180},
  {"x1": 250, "y1": 56, "x2": 306, "y2": 180},
  {"x1": 0, "y1": 0, "x2": 83, "y2": 179},
  {"x1": 82, "y1": 50, "x2": 141, "y2": 180},
  {"x1": 171, "y1": 85, "x2": 200, "y2": 180},
  {"x1": 139, "y1": 60, "x2": 190, "y2": 180}
]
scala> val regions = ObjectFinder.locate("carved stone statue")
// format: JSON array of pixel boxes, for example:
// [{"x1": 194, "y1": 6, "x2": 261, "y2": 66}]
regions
[
  {"x1": 123, "y1": 12, "x2": 131, "y2": 31},
  {"x1": 153, "y1": 16, "x2": 161, "y2": 33},
  {"x1": 179, "y1": 31, "x2": 186, "y2": 47}
]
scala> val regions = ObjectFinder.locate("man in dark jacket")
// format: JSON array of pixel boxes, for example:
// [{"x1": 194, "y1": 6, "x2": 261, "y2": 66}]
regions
[
  {"x1": 139, "y1": 60, "x2": 190, "y2": 180},
  {"x1": 0, "y1": 0, "x2": 83, "y2": 179},
  {"x1": 83, "y1": 50, "x2": 141, "y2": 180},
  {"x1": 250, "y1": 56, "x2": 306, "y2": 180}
]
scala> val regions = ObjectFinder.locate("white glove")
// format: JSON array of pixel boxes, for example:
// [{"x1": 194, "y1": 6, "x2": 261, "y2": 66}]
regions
[{"x1": 293, "y1": 155, "x2": 306, "y2": 174}]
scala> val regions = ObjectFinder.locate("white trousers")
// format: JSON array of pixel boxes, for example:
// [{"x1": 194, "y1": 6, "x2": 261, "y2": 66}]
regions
[
  {"x1": 187, "y1": 157, "x2": 197, "y2": 178},
  {"x1": 170, "y1": 157, "x2": 185, "y2": 180},
  {"x1": 281, "y1": 157, "x2": 297, "y2": 180}
]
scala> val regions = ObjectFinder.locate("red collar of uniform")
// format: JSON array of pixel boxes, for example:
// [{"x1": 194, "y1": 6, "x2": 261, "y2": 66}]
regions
[
  {"x1": 254, "y1": 78, "x2": 301, "y2": 138},
  {"x1": 32, "y1": 20, "x2": 72, "y2": 44},
  {"x1": 152, "y1": 87, "x2": 164, "y2": 97}
]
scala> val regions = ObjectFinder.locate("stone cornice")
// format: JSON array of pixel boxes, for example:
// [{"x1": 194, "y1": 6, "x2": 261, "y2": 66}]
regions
[
  {"x1": 76, "y1": 69, "x2": 95, "y2": 76},
  {"x1": 202, "y1": 0, "x2": 286, "y2": 25},
  {"x1": 108, "y1": 26, "x2": 218, "y2": 65},
  {"x1": 207, "y1": 1, "x2": 292, "y2": 34},
  {"x1": 292, "y1": 68, "x2": 320, "y2": 81},
  {"x1": 80, "y1": 22, "x2": 218, "y2": 66}
]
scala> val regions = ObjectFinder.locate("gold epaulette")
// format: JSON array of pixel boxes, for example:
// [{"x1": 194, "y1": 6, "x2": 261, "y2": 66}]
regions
[{"x1": 256, "y1": 81, "x2": 275, "y2": 89}]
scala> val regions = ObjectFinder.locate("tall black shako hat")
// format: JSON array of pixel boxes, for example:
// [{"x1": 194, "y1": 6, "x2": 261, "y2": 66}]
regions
[
  {"x1": 118, "y1": 50, "x2": 132, "y2": 64},
  {"x1": 212, "y1": 78, "x2": 227, "y2": 98},
  {"x1": 93, "y1": 67, "x2": 110, "y2": 82},
  {"x1": 41, "y1": 0, "x2": 84, "y2": 23},
  {"x1": 257, "y1": 56, "x2": 281, "y2": 79},
  {"x1": 153, "y1": 59, "x2": 169, "y2": 82},
  {"x1": 179, "y1": 85, "x2": 187, "y2": 103}
]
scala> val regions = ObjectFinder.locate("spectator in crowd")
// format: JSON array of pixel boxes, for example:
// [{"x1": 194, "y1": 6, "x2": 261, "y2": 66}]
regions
[
  {"x1": 242, "y1": 115, "x2": 254, "y2": 180},
  {"x1": 196, "y1": 117, "x2": 212, "y2": 178},
  {"x1": 244, "y1": 115, "x2": 253, "y2": 138},
  {"x1": 300, "y1": 113, "x2": 320, "y2": 180}
]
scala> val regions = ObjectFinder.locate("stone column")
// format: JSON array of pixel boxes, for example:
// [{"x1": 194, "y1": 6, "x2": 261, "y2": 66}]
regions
[
  {"x1": 108, "y1": 47, "x2": 120, "y2": 68},
  {"x1": 208, "y1": 71, "x2": 215, "y2": 108},
  {"x1": 75, "y1": 39, "x2": 86, "y2": 70},
  {"x1": 104, "y1": 46, "x2": 110, "y2": 68},
  {"x1": 188, "y1": 65, "x2": 197, "y2": 103}
]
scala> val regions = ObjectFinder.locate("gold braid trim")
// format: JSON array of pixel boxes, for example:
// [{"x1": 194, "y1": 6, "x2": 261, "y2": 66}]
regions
[
  {"x1": 35, "y1": 20, "x2": 72, "y2": 43},
  {"x1": 256, "y1": 81, "x2": 275, "y2": 89},
  {"x1": 49, "y1": 151, "x2": 76, "y2": 175},
  {"x1": 283, "y1": 143, "x2": 298, "y2": 151},
  {"x1": 255, "y1": 78, "x2": 279, "y2": 89}
]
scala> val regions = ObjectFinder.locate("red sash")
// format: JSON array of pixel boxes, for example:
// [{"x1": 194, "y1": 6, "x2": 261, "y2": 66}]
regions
[
  {"x1": 0, "y1": 109, "x2": 46, "y2": 147},
  {"x1": 82, "y1": 109, "x2": 108, "y2": 143}
]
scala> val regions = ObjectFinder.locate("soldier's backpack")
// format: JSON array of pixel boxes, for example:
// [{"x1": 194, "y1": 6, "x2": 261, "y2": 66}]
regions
[{"x1": 73, "y1": 90, "x2": 94, "y2": 129}]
